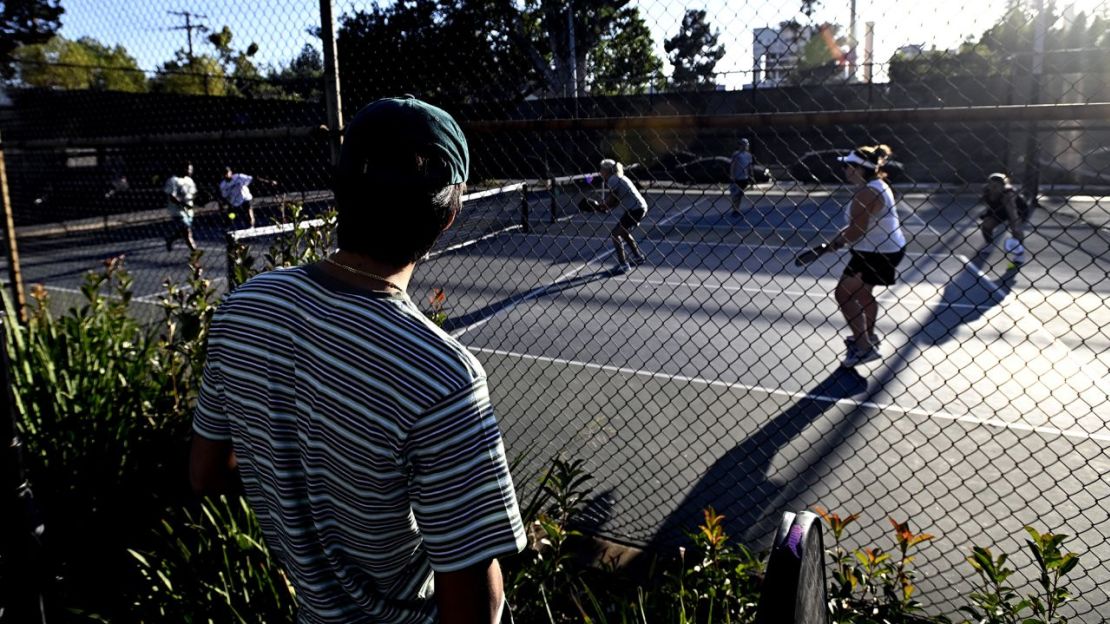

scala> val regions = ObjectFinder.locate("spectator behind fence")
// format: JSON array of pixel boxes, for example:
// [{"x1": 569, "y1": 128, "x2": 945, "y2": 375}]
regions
[
  {"x1": 163, "y1": 160, "x2": 197, "y2": 252},
  {"x1": 219, "y1": 166, "x2": 278, "y2": 229},
  {"x1": 189, "y1": 95, "x2": 527, "y2": 624}
]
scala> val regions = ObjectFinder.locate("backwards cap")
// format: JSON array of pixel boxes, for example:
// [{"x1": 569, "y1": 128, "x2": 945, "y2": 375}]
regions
[{"x1": 338, "y1": 95, "x2": 469, "y2": 187}]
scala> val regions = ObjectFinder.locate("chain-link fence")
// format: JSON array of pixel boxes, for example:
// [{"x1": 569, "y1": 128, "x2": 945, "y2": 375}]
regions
[{"x1": 1, "y1": 0, "x2": 1108, "y2": 620}]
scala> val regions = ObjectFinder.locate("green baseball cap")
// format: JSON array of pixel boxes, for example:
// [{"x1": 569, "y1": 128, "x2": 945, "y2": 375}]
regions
[{"x1": 339, "y1": 95, "x2": 469, "y2": 186}]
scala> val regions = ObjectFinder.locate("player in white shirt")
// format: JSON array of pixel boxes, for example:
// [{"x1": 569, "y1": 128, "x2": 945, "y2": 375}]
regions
[
  {"x1": 828, "y1": 144, "x2": 907, "y2": 368},
  {"x1": 164, "y1": 161, "x2": 198, "y2": 252},
  {"x1": 219, "y1": 167, "x2": 277, "y2": 229}
]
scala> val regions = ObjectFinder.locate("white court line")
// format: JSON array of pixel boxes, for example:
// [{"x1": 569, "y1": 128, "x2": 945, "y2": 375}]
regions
[
  {"x1": 427, "y1": 224, "x2": 524, "y2": 259},
  {"x1": 533, "y1": 232, "x2": 961, "y2": 261},
  {"x1": 36, "y1": 284, "x2": 163, "y2": 305},
  {"x1": 469, "y1": 345, "x2": 1110, "y2": 444},
  {"x1": 450, "y1": 201, "x2": 703, "y2": 339},
  {"x1": 612, "y1": 275, "x2": 991, "y2": 311}
]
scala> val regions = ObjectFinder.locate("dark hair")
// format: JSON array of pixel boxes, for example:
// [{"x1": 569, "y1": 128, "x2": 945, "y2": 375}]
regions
[
  {"x1": 334, "y1": 151, "x2": 464, "y2": 267},
  {"x1": 851, "y1": 144, "x2": 892, "y2": 179}
]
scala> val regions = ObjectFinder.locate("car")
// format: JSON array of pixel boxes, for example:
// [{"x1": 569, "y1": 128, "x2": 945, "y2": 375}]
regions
[
  {"x1": 788, "y1": 149, "x2": 905, "y2": 184},
  {"x1": 670, "y1": 156, "x2": 774, "y2": 185},
  {"x1": 628, "y1": 153, "x2": 773, "y2": 186}
]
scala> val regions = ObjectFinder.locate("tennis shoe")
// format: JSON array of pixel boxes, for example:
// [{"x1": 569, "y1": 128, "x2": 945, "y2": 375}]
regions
[
  {"x1": 842, "y1": 344, "x2": 881, "y2": 367},
  {"x1": 843, "y1": 333, "x2": 882, "y2": 349},
  {"x1": 630, "y1": 253, "x2": 647, "y2": 266}
]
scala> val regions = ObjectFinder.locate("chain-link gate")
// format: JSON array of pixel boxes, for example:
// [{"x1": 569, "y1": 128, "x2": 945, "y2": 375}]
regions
[{"x1": 1, "y1": 0, "x2": 1108, "y2": 621}]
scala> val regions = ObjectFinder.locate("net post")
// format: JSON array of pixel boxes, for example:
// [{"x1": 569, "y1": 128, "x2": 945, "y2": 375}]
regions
[
  {"x1": 225, "y1": 229, "x2": 236, "y2": 291},
  {"x1": 520, "y1": 184, "x2": 531, "y2": 233},
  {"x1": 549, "y1": 176, "x2": 557, "y2": 223}
]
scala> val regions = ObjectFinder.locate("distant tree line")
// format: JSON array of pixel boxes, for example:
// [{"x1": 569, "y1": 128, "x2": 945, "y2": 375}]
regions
[
  {"x1": 4, "y1": 0, "x2": 1106, "y2": 104},
  {"x1": 889, "y1": 2, "x2": 1110, "y2": 82},
  {"x1": 0, "y1": 0, "x2": 732, "y2": 104}
]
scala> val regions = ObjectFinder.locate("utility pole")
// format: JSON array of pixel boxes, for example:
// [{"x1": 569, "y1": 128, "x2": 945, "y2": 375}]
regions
[
  {"x1": 167, "y1": 10, "x2": 209, "y2": 59},
  {"x1": 1023, "y1": 0, "x2": 1046, "y2": 205},
  {"x1": 319, "y1": 0, "x2": 344, "y2": 167},
  {"x1": 566, "y1": 2, "x2": 577, "y2": 99},
  {"x1": 848, "y1": 0, "x2": 858, "y2": 82}
]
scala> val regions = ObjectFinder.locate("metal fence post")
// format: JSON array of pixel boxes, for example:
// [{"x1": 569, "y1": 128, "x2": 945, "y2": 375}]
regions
[
  {"x1": 320, "y1": 0, "x2": 344, "y2": 167},
  {"x1": 1022, "y1": 0, "x2": 1047, "y2": 205},
  {"x1": 0, "y1": 133, "x2": 26, "y2": 323}
]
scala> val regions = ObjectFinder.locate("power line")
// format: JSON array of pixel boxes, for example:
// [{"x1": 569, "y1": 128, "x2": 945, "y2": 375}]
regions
[{"x1": 166, "y1": 10, "x2": 209, "y2": 59}]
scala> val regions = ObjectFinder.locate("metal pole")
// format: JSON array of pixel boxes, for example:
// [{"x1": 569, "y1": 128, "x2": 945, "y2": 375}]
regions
[
  {"x1": 549, "y1": 177, "x2": 557, "y2": 223},
  {"x1": 848, "y1": 0, "x2": 858, "y2": 82},
  {"x1": 319, "y1": 0, "x2": 344, "y2": 167},
  {"x1": 567, "y1": 3, "x2": 577, "y2": 99},
  {"x1": 520, "y1": 184, "x2": 530, "y2": 233},
  {"x1": 1023, "y1": 0, "x2": 1047, "y2": 205},
  {"x1": 0, "y1": 133, "x2": 26, "y2": 323}
]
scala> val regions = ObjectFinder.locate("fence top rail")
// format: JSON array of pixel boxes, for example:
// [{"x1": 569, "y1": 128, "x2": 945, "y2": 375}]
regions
[{"x1": 2, "y1": 102, "x2": 1108, "y2": 150}]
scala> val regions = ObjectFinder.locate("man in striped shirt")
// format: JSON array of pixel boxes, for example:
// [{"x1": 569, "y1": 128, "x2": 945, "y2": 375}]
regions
[{"x1": 190, "y1": 96, "x2": 527, "y2": 623}]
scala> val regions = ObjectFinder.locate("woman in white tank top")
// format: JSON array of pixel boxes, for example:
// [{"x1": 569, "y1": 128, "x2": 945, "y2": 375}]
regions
[{"x1": 828, "y1": 144, "x2": 907, "y2": 367}]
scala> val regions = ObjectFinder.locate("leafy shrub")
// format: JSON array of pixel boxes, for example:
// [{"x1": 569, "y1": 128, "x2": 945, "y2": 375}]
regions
[
  {"x1": 129, "y1": 495, "x2": 297, "y2": 623},
  {"x1": 3, "y1": 254, "x2": 214, "y2": 616}
]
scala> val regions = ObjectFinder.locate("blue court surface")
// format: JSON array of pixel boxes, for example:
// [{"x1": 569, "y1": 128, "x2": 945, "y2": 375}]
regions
[
  {"x1": 412, "y1": 184, "x2": 1110, "y2": 617},
  {"x1": 8, "y1": 183, "x2": 1110, "y2": 618}
]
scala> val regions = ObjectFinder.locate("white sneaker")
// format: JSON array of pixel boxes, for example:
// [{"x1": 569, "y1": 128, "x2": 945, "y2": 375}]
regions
[{"x1": 842, "y1": 344, "x2": 881, "y2": 367}]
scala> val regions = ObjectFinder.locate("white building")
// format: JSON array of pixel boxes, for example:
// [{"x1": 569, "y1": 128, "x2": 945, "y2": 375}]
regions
[{"x1": 752, "y1": 23, "x2": 819, "y2": 88}]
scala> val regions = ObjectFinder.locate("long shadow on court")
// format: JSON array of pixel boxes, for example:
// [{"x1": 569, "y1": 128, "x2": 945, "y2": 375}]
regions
[
  {"x1": 729, "y1": 243, "x2": 1015, "y2": 543},
  {"x1": 637, "y1": 367, "x2": 868, "y2": 550},
  {"x1": 442, "y1": 269, "x2": 616, "y2": 334},
  {"x1": 638, "y1": 230, "x2": 1016, "y2": 554}
]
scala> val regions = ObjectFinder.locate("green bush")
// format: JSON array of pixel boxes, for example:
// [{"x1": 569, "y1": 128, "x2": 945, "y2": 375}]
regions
[
  {"x1": 4, "y1": 254, "x2": 214, "y2": 617},
  {"x1": 129, "y1": 495, "x2": 297, "y2": 623}
]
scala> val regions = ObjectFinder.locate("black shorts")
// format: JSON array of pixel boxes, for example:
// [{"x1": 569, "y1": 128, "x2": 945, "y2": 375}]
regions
[
  {"x1": 618, "y1": 207, "x2": 646, "y2": 229},
  {"x1": 844, "y1": 248, "x2": 905, "y2": 286},
  {"x1": 980, "y1": 206, "x2": 1009, "y2": 224}
]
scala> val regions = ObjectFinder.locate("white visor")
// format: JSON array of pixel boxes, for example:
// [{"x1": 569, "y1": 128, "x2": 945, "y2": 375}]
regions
[{"x1": 837, "y1": 151, "x2": 876, "y2": 169}]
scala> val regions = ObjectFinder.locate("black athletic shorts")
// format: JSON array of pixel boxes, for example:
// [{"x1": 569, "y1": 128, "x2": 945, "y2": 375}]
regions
[
  {"x1": 619, "y1": 207, "x2": 646, "y2": 229},
  {"x1": 844, "y1": 248, "x2": 905, "y2": 286}
]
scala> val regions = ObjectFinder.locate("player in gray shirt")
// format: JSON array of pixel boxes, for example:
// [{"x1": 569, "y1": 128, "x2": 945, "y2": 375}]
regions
[{"x1": 598, "y1": 158, "x2": 648, "y2": 272}]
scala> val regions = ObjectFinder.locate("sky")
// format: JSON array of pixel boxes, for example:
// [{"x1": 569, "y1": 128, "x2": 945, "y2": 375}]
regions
[{"x1": 55, "y1": 0, "x2": 1108, "y2": 88}]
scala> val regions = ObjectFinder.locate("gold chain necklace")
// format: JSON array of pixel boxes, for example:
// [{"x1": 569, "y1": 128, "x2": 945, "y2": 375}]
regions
[{"x1": 324, "y1": 256, "x2": 405, "y2": 293}]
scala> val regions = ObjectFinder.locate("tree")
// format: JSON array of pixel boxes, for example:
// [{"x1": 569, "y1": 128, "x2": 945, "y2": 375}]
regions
[
  {"x1": 887, "y1": 2, "x2": 1110, "y2": 83},
  {"x1": 336, "y1": 0, "x2": 539, "y2": 106},
  {"x1": 206, "y1": 25, "x2": 278, "y2": 98},
  {"x1": 505, "y1": 0, "x2": 635, "y2": 98},
  {"x1": 786, "y1": 23, "x2": 847, "y2": 85},
  {"x1": 800, "y1": 0, "x2": 821, "y2": 20},
  {"x1": 334, "y1": 0, "x2": 660, "y2": 104},
  {"x1": 12, "y1": 35, "x2": 147, "y2": 92},
  {"x1": 269, "y1": 43, "x2": 323, "y2": 101},
  {"x1": 150, "y1": 50, "x2": 227, "y2": 96},
  {"x1": 588, "y1": 5, "x2": 664, "y2": 95},
  {"x1": 664, "y1": 9, "x2": 726, "y2": 91},
  {"x1": 0, "y1": 0, "x2": 63, "y2": 78}
]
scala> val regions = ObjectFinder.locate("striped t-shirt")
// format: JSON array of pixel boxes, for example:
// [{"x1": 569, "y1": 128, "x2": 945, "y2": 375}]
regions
[{"x1": 193, "y1": 265, "x2": 527, "y2": 624}]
